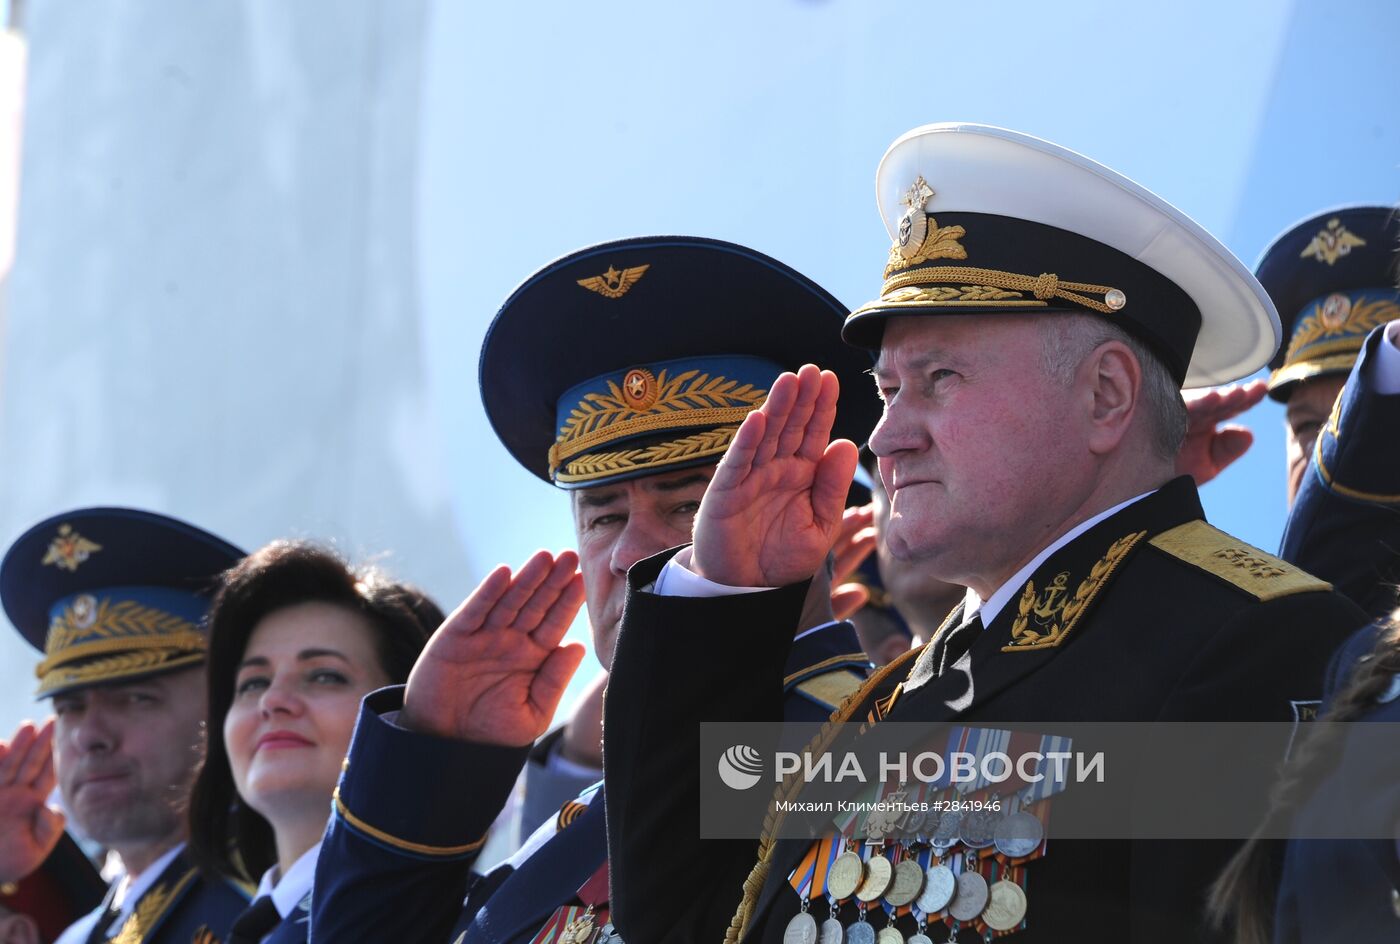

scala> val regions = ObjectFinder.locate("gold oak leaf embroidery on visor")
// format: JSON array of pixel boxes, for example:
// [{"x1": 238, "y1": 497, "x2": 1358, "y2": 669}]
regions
[
  {"x1": 549, "y1": 370, "x2": 767, "y2": 474},
  {"x1": 1282, "y1": 296, "x2": 1399, "y2": 363}
]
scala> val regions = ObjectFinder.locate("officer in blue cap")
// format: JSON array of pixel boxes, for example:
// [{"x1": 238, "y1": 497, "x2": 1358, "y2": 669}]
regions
[
  {"x1": 1260, "y1": 206, "x2": 1400, "y2": 620},
  {"x1": 309, "y1": 235, "x2": 883, "y2": 944},
  {"x1": 1208, "y1": 206, "x2": 1400, "y2": 942},
  {"x1": 0, "y1": 508, "x2": 251, "y2": 944}
]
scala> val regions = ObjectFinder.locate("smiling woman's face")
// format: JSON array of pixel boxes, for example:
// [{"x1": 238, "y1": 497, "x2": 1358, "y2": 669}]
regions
[{"x1": 223, "y1": 601, "x2": 390, "y2": 825}]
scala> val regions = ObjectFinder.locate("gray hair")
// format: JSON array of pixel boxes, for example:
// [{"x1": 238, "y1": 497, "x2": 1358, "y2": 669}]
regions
[{"x1": 1039, "y1": 315, "x2": 1187, "y2": 461}]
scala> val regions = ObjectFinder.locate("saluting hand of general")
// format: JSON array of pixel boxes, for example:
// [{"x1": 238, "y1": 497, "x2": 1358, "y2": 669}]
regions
[
  {"x1": 691, "y1": 364, "x2": 859, "y2": 588},
  {"x1": 1175, "y1": 379, "x2": 1267, "y2": 487},
  {"x1": 0, "y1": 718, "x2": 65, "y2": 884},
  {"x1": 401, "y1": 550, "x2": 587, "y2": 747}
]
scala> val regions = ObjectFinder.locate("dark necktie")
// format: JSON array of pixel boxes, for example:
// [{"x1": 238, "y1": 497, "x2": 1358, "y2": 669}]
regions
[
  {"x1": 934, "y1": 611, "x2": 984, "y2": 675},
  {"x1": 227, "y1": 896, "x2": 281, "y2": 944},
  {"x1": 905, "y1": 610, "x2": 984, "y2": 694}
]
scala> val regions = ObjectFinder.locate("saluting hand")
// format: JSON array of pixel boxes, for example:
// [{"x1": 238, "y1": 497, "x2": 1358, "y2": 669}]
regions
[
  {"x1": 0, "y1": 718, "x2": 66, "y2": 884},
  {"x1": 830, "y1": 503, "x2": 877, "y2": 621},
  {"x1": 1175, "y1": 380, "x2": 1267, "y2": 487},
  {"x1": 400, "y1": 551, "x2": 587, "y2": 747},
  {"x1": 691, "y1": 364, "x2": 859, "y2": 588}
]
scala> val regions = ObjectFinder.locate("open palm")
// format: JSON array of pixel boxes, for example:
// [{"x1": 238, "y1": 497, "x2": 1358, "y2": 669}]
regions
[
  {"x1": 693, "y1": 365, "x2": 859, "y2": 588},
  {"x1": 401, "y1": 550, "x2": 587, "y2": 747},
  {"x1": 0, "y1": 719, "x2": 65, "y2": 884}
]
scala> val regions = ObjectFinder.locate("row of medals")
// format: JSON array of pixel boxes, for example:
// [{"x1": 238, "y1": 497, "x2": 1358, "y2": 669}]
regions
[{"x1": 784, "y1": 793, "x2": 1044, "y2": 944}]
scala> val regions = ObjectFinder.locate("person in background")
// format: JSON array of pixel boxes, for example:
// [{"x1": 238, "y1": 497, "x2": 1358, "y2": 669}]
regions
[
  {"x1": 1210, "y1": 607, "x2": 1400, "y2": 942},
  {"x1": 1261, "y1": 205, "x2": 1400, "y2": 620},
  {"x1": 856, "y1": 448, "x2": 962, "y2": 650},
  {"x1": 311, "y1": 235, "x2": 882, "y2": 944},
  {"x1": 1205, "y1": 206, "x2": 1400, "y2": 943},
  {"x1": 186, "y1": 541, "x2": 439, "y2": 944},
  {"x1": 0, "y1": 508, "x2": 250, "y2": 944},
  {"x1": 0, "y1": 832, "x2": 104, "y2": 944}
]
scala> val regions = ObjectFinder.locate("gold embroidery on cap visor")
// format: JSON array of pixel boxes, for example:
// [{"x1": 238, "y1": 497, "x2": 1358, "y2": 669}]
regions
[
  {"x1": 859, "y1": 265, "x2": 1127, "y2": 316},
  {"x1": 871, "y1": 198, "x2": 1126, "y2": 315},
  {"x1": 557, "y1": 426, "x2": 740, "y2": 484},
  {"x1": 35, "y1": 597, "x2": 206, "y2": 695},
  {"x1": 548, "y1": 369, "x2": 767, "y2": 482},
  {"x1": 1268, "y1": 296, "x2": 1400, "y2": 393}
]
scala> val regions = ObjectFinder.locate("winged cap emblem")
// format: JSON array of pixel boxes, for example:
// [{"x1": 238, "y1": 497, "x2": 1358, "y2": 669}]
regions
[
  {"x1": 577, "y1": 264, "x2": 650, "y2": 299},
  {"x1": 41, "y1": 524, "x2": 103, "y2": 572},
  {"x1": 1300, "y1": 218, "x2": 1367, "y2": 266}
]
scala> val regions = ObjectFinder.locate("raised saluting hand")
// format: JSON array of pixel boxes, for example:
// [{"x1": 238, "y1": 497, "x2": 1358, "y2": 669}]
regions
[
  {"x1": 0, "y1": 719, "x2": 65, "y2": 884},
  {"x1": 690, "y1": 364, "x2": 860, "y2": 590},
  {"x1": 400, "y1": 551, "x2": 587, "y2": 747}
]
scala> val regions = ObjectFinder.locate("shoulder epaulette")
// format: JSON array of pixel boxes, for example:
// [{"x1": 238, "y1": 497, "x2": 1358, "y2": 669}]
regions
[
  {"x1": 1149, "y1": 520, "x2": 1331, "y2": 601},
  {"x1": 793, "y1": 669, "x2": 866, "y2": 712}
]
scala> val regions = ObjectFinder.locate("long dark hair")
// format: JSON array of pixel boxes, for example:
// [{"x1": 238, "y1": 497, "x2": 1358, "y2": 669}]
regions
[
  {"x1": 1208, "y1": 612, "x2": 1400, "y2": 943},
  {"x1": 187, "y1": 540, "x2": 441, "y2": 882}
]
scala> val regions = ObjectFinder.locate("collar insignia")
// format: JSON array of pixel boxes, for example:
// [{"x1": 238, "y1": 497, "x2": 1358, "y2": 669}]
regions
[
  {"x1": 1004, "y1": 531, "x2": 1147, "y2": 652},
  {"x1": 41, "y1": 524, "x2": 102, "y2": 572},
  {"x1": 577, "y1": 264, "x2": 650, "y2": 299},
  {"x1": 1300, "y1": 218, "x2": 1367, "y2": 266}
]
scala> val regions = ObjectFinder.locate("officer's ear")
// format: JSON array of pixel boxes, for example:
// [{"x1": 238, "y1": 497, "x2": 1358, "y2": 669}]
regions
[{"x1": 1084, "y1": 340, "x2": 1140, "y2": 455}]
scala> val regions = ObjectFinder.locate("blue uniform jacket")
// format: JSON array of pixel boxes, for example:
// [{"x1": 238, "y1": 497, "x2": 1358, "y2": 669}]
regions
[
  {"x1": 1280, "y1": 326, "x2": 1400, "y2": 621},
  {"x1": 1272, "y1": 622, "x2": 1400, "y2": 942},
  {"x1": 66, "y1": 848, "x2": 248, "y2": 944},
  {"x1": 311, "y1": 622, "x2": 869, "y2": 944}
]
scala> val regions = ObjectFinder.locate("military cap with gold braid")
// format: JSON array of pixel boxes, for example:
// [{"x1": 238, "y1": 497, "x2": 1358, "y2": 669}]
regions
[
  {"x1": 1258, "y1": 205, "x2": 1400, "y2": 401},
  {"x1": 480, "y1": 236, "x2": 882, "y2": 488},
  {"x1": 844, "y1": 123, "x2": 1280, "y2": 389},
  {"x1": 1, "y1": 508, "x2": 244, "y2": 698}
]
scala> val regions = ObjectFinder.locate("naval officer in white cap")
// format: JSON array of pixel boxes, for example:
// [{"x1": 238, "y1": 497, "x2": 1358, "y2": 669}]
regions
[{"x1": 600, "y1": 123, "x2": 1367, "y2": 944}]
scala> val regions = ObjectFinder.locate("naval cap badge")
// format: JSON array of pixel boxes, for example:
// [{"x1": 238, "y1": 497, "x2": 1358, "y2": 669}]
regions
[{"x1": 896, "y1": 176, "x2": 936, "y2": 261}]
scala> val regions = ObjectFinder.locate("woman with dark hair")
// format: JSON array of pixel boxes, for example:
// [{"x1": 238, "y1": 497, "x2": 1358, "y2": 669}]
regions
[
  {"x1": 1210, "y1": 613, "x2": 1400, "y2": 943},
  {"x1": 188, "y1": 541, "x2": 439, "y2": 943}
]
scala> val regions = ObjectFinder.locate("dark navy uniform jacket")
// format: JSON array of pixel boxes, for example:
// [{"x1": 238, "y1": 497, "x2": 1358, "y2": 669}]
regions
[
  {"x1": 1272, "y1": 620, "x2": 1400, "y2": 942},
  {"x1": 1280, "y1": 326, "x2": 1400, "y2": 621},
  {"x1": 61, "y1": 848, "x2": 248, "y2": 944},
  {"x1": 602, "y1": 478, "x2": 1366, "y2": 944},
  {"x1": 311, "y1": 623, "x2": 869, "y2": 944},
  {"x1": 265, "y1": 902, "x2": 311, "y2": 944}
]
